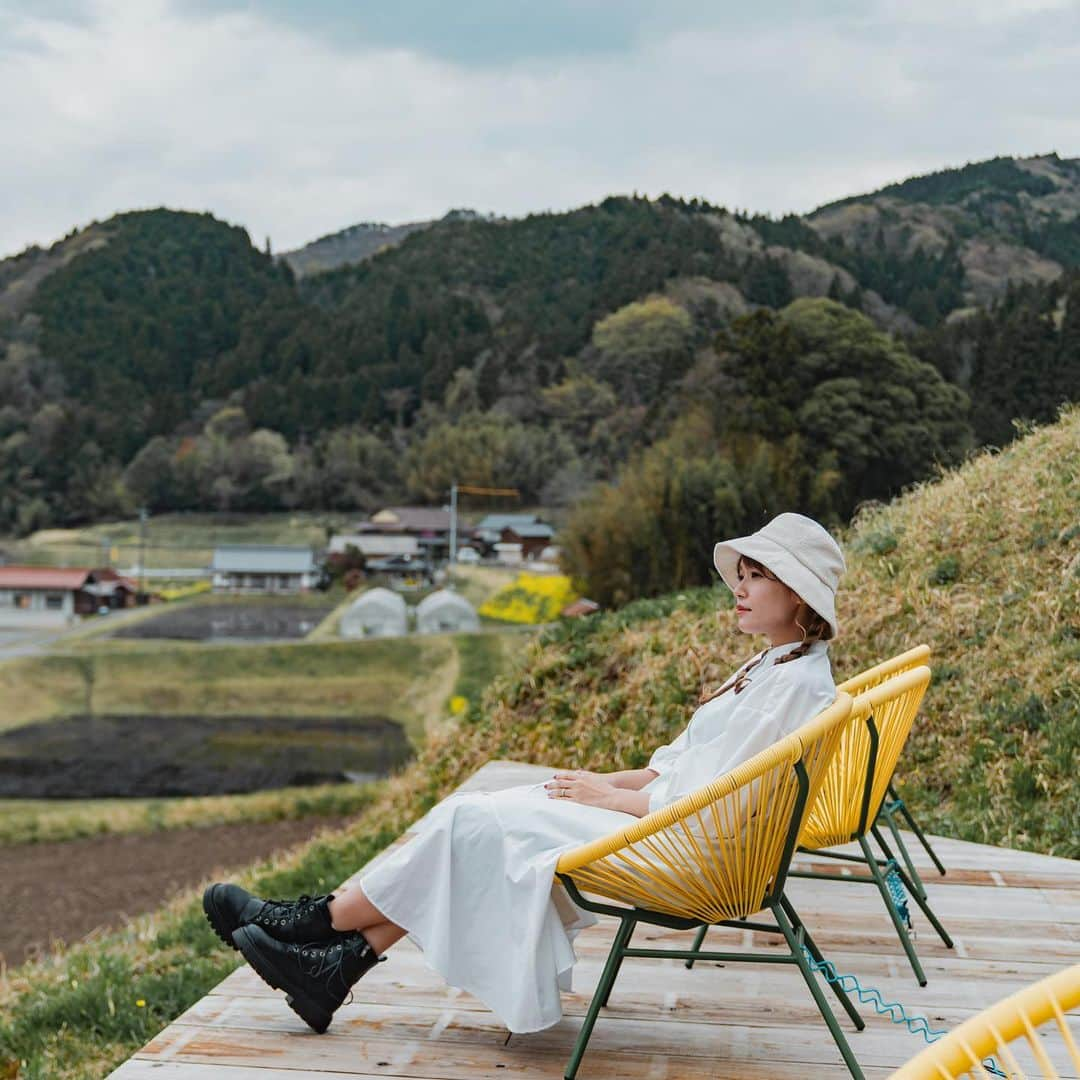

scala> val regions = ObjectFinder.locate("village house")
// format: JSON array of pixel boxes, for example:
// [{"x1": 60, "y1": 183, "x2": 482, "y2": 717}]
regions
[
  {"x1": 366, "y1": 506, "x2": 454, "y2": 562},
  {"x1": 0, "y1": 566, "x2": 137, "y2": 627},
  {"x1": 210, "y1": 545, "x2": 320, "y2": 593},
  {"x1": 328, "y1": 532, "x2": 420, "y2": 561},
  {"x1": 471, "y1": 513, "x2": 543, "y2": 556},
  {"x1": 499, "y1": 522, "x2": 556, "y2": 562}
]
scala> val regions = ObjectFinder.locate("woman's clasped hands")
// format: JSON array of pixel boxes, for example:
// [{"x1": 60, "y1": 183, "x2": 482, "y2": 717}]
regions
[{"x1": 544, "y1": 769, "x2": 617, "y2": 808}]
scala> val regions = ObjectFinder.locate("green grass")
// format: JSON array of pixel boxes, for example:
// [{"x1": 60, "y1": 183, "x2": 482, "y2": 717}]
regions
[
  {"x1": 451, "y1": 631, "x2": 530, "y2": 709},
  {"x1": 1, "y1": 513, "x2": 345, "y2": 570},
  {"x1": 0, "y1": 782, "x2": 378, "y2": 846}
]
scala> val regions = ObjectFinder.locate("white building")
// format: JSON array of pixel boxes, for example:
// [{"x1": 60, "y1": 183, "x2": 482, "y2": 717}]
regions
[
  {"x1": 339, "y1": 587, "x2": 409, "y2": 638},
  {"x1": 415, "y1": 589, "x2": 479, "y2": 634},
  {"x1": 328, "y1": 533, "x2": 420, "y2": 560},
  {"x1": 211, "y1": 546, "x2": 319, "y2": 593}
]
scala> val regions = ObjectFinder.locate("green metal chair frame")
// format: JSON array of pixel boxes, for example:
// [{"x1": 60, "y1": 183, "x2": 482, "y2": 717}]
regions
[
  {"x1": 788, "y1": 665, "x2": 952, "y2": 985},
  {"x1": 688, "y1": 667, "x2": 953, "y2": 986},
  {"x1": 554, "y1": 694, "x2": 868, "y2": 1080},
  {"x1": 837, "y1": 645, "x2": 948, "y2": 900}
]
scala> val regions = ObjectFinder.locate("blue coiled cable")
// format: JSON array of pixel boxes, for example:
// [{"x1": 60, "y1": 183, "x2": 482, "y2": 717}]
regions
[{"x1": 800, "y1": 866, "x2": 1005, "y2": 1077}]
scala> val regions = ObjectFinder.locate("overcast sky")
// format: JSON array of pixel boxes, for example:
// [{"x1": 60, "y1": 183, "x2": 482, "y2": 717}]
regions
[{"x1": 3, "y1": 0, "x2": 1079, "y2": 258}]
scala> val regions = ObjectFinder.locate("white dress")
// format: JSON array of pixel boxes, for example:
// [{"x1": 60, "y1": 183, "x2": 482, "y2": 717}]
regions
[{"x1": 360, "y1": 639, "x2": 836, "y2": 1033}]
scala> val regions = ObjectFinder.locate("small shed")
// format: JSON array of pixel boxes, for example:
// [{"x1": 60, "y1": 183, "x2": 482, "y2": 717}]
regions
[
  {"x1": 500, "y1": 523, "x2": 555, "y2": 561},
  {"x1": 339, "y1": 587, "x2": 408, "y2": 638},
  {"x1": 416, "y1": 589, "x2": 479, "y2": 634},
  {"x1": 561, "y1": 597, "x2": 600, "y2": 619}
]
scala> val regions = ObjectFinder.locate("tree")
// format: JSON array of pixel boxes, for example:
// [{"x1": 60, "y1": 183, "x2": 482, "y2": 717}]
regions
[
  {"x1": 403, "y1": 412, "x2": 575, "y2": 503},
  {"x1": 317, "y1": 427, "x2": 401, "y2": 510},
  {"x1": 124, "y1": 436, "x2": 180, "y2": 511},
  {"x1": 719, "y1": 299, "x2": 972, "y2": 512},
  {"x1": 538, "y1": 372, "x2": 617, "y2": 445},
  {"x1": 560, "y1": 415, "x2": 758, "y2": 606},
  {"x1": 587, "y1": 296, "x2": 694, "y2": 403}
]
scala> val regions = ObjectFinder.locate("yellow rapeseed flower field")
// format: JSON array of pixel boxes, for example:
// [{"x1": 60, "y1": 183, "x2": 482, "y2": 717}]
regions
[{"x1": 478, "y1": 572, "x2": 578, "y2": 624}]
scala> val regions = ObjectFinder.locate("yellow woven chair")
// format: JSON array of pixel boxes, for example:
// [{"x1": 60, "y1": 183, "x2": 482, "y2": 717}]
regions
[
  {"x1": 838, "y1": 645, "x2": 948, "y2": 894},
  {"x1": 791, "y1": 666, "x2": 954, "y2": 986},
  {"x1": 890, "y1": 962, "x2": 1080, "y2": 1079},
  {"x1": 554, "y1": 693, "x2": 868, "y2": 1080}
]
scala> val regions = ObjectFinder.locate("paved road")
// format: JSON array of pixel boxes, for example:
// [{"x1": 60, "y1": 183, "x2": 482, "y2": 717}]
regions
[{"x1": 0, "y1": 625, "x2": 73, "y2": 660}]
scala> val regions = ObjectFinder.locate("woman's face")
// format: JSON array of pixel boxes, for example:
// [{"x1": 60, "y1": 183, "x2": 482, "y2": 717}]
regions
[{"x1": 732, "y1": 558, "x2": 803, "y2": 644}]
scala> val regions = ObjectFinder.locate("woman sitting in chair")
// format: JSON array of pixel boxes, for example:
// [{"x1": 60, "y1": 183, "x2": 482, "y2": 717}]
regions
[{"x1": 204, "y1": 512, "x2": 845, "y2": 1037}]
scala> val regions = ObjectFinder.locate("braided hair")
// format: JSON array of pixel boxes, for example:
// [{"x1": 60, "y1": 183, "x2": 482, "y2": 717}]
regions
[{"x1": 696, "y1": 555, "x2": 831, "y2": 705}]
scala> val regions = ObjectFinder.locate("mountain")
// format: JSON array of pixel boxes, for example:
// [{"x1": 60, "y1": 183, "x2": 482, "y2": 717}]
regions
[
  {"x1": 1, "y1": 154, "x2": 1079, "y2": 536},
  {"x1": 807, "y1": 153, "x2": 1080, "y2": 310},
  {"x1": 279, "y1": 219, "x2": 433, "y2": 277},
  {"x1": 278, "y1": 209, "x2": 485, "y2": 277}
]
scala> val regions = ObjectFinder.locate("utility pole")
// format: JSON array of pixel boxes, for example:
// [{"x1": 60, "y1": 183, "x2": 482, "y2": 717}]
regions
[
  {"x1": 449, "y1": 482, "x2": 458, "y2": 568},
  {"x1": 450, "y1": 485, "x2": 520, "y2": 571},
  {"x1": 137, "y1": 506, "x2": 148, "y2": 598}
]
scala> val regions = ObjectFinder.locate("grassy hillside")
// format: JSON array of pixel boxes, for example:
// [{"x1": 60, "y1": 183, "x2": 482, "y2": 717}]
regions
[
  {"x1": 1, "y1": 408, "x2": 1077, "y2": 1078},
  {"x1": 445, "y1": 405, "x2": 1080, "y2": 855}
]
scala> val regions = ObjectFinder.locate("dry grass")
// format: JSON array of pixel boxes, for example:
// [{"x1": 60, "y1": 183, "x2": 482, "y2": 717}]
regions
[{"x1": 0, "y1": 783, "x2": 376, "y2": 846}]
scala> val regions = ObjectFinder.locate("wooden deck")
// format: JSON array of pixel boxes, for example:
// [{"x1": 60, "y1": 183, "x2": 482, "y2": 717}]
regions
[{"x1": 110, "y1": 761, "x2": 1080, "y2": 1079}]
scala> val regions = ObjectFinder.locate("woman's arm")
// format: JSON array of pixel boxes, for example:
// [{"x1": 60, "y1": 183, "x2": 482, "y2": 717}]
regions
[
  {"x1": 602, "y1": 788, "x2": 653, "y2": 817},
  {"x1": 557, "y1": 768, "x2": 658, "y2": 790},
  {"x1": 546, "y1": 771, "x2": 654, "y2": 817},
  {"x1": 603, "y1": 767, "x2": 660, "y2": 790}
]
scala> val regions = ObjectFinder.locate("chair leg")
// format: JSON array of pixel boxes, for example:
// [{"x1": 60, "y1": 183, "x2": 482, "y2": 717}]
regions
[
  {"x1": 597, "y1": 919, "x2": 635, "y2": 1007},
  {"x1": 780, "y1": 896, "x2": 864, "y2": 1032},
  {"x1": 881, "y1": 803, "x2": 929, "y2": 902},
  {"x1": 859, "y1": 834, "x2": 927, "y2": 986},
  {"x1": 773, "y1": 902, "x2": 865, "y2": 1080},
  {"x1": 564, "y1": 915, "x2": 635, "y2": 1080},
  {"x1": 871, "y1": 825, "x2": 953, "y2": 951},
  {"x1": 684, "y1": 924, "x2": 709, "y2": 969},
  {"x1": 889, "y1": 784, "x2": 947, "y2": 877}
]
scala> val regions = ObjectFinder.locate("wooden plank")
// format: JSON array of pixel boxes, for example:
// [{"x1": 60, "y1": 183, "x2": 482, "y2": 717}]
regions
[
  {"x1": 171, "y1": 983, "x2": 1034, "y2": 1046},
  {"x1": 110, "y1": 1063, "x2": 389, "y2": 1079},
  {"x1": 207, "y1": 948, "x2": 1074, "y2": 1024},
  {"x1": 131, "y1": 1014, "x2": 910, "y2": 1076},
  {"x1": 107, "y1": 758, "x2": 1080, "y2": 1079}
]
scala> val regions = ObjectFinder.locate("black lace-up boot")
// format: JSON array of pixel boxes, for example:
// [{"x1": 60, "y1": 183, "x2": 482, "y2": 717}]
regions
[
  {"x1": 202, "y1": 883, "x2": 340, "y2": 950},
  {"x1": 233, "y1": 923, "x2": 382, "y2": 1033}
]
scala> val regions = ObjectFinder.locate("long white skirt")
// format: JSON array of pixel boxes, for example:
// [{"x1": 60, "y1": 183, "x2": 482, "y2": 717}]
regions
[{"x1": 360, "y1": 781, "x2": 635, "y2": 1033}]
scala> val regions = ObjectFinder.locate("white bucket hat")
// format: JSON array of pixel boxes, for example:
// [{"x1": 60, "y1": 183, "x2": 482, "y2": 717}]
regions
[{"x1": 712, "y1": 512, "x2": 846, "y2": 638}]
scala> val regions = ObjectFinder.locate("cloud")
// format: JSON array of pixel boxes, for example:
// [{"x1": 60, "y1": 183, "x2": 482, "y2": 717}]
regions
[{"x1": 0, "y1": 0, "x2": 1077, "y2": 258}]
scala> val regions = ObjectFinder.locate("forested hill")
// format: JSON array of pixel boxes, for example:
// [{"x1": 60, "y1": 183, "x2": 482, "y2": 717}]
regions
[
  {"x1": 1, "y1": 154, "x2": 1079, "y2": 561},
  {"x1": 283, "y1": 152, "x2": 1080, "y2": 324}
]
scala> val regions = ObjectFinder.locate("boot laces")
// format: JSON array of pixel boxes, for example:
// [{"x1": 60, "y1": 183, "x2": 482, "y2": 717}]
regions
[
  {"x1": 296, "y1": 935, "x2": 374, "y2": 1000},
  {"x1": 261, "y1": 895, "x2": 315, "y2": 923}
]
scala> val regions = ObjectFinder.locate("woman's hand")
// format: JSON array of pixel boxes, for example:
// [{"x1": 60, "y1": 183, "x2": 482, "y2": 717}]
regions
[{"x1": 545, "y1": 769, "x2": 618, "y2": 809}]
